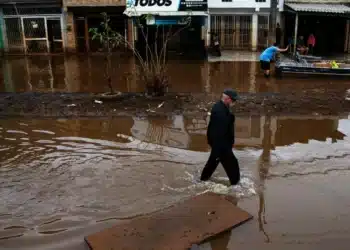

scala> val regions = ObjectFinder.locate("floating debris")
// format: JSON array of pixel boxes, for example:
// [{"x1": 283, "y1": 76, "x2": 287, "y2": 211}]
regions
[{"x1": 157, "y1": 102, "x2": 164, "y2": 108}]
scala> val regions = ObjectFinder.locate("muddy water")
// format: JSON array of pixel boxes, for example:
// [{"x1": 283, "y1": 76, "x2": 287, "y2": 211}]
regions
[
  {"x1": 1, "y1": 115, "x2": 350, "y2": 249},
  {"x1": 2, "y1": 55, "x2": 350, "y2": 94}
]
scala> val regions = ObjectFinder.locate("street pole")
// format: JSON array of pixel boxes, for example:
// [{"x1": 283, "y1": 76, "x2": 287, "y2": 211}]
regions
[{"x1": 269, "y1": 0, "x2": 278, "y2": 45}]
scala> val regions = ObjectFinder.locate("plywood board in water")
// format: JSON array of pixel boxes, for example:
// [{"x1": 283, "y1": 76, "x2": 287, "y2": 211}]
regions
[{"x1": 85, "y1": 192, "x2": 253, "y2": 250}]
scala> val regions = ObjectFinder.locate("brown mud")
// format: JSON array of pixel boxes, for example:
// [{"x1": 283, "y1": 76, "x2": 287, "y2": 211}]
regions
[{"x1": 1, "y1": 90, "x2": 350, "y2": 118}]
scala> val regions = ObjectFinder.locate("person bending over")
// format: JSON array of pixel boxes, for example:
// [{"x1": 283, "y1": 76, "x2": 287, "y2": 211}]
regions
[{"x1": 260, "y1": 43, "x2": 289, "y2": 77}]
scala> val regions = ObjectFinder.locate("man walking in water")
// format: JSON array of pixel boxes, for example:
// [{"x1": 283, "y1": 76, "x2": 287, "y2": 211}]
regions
[
  {"x1": 260, "y1": 43, "x2": 289, "y2": 77},
  {"x1": 200, "y1": 89, "x2": 240, "y2": 186}
]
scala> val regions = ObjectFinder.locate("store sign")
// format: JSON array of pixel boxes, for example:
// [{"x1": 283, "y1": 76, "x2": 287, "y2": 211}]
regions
[
  {"x1": 179, "y1": 0, "x2": 207, "y2": 11},
  {"x1": 126, "y1": 0, "x2": 207, "y2": 12}
]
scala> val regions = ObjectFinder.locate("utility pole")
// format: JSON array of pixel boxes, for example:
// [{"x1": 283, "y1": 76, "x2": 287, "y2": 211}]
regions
[{"x1": 269, "y1": 0, "x2": 278, "y2": 45}]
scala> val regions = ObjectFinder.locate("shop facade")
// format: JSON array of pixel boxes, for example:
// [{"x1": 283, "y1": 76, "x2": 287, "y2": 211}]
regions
[
  {"x1": 63, "y1": 0, "x2": 126, "y2": 53},
  {"x1": 283, "y1": 0, "x2": 350, "y2": 55},
  {"x1": 0, "y1": 0, "x2": 64, "y2": 54},
  {"x1": 125, "y1": 0, "x2": 208, "y2": 59},
  {"x1": 208, "y1": 0, "x2": 284, "y2": 51}
]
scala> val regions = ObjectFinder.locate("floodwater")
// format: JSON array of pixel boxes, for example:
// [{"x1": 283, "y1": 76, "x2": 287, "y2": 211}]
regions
[
  {"x1": 1, "y1": 114, "x2": 350, "y2": 249},
  {"x1": 1, "y1": 55, "x2": 350, "y2": 94}
]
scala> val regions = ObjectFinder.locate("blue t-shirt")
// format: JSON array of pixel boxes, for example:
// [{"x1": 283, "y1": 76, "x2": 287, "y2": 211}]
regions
[{"x1": 260, "y1": 46, "x2": 278, "y2": 62}]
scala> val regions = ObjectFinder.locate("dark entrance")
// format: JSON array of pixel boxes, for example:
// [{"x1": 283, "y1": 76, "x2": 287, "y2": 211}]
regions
[
  {"x1": 70, "y1": 7, "x2": 126, "y2": 53},
  {"x1": 284, "y1": 12, "x2": 348, "y2": 55},
  {"x1": 47, "y1": 19, "x2": 63, "y2": 53},
  {"x1": 135, "y1": 16, "x2": 206, "y2": 60},
  {"x1": 75, "y1": 17, "x2": 87, "y2": 52}
]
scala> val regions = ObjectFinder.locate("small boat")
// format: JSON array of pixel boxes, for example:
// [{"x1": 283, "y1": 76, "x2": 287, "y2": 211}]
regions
[{"x1": 275, "y1": 54, "x2": 350, "y2": 77}]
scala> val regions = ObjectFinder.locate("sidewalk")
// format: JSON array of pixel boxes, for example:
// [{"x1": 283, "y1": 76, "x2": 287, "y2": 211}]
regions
[
  {"x1": 208, "y1": 50, "x2": 260, "y2": 62},
  {"x1": 208, "y1": 50, "x2": 350, "y2": 62}
]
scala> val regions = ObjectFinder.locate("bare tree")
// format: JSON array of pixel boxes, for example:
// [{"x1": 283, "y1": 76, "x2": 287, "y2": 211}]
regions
[{"x1": 89, "y1": 11, "x2": 192, "y2": 97}]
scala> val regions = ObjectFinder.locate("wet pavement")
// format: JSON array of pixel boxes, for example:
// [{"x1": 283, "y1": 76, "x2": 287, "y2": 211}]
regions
[
  {"x1": 1, "y1": 114, "x2": 350, "y2": 249},
  {"x1": 2, "y1": 55, "x2": 350, "y2": 94}
]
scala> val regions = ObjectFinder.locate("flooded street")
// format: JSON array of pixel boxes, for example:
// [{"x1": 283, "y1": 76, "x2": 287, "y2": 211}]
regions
[
  {"x1": 1, "y1": 115, "x2": 350, "y2": 249},
  {"x1": 2, "y1": 55, "x2": 350, "y2": 94},
  {"x1": 1, "y1": 55, "x2": 350, "y2": 249}
]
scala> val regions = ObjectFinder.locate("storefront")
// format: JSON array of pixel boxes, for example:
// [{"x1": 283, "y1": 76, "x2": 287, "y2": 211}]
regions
[
  {"x1": 1, "y1": 0, "x2": 64, "y2": 54},
  {"x1": 284, "y1": 2, "x2": 350, "y2": 55},
  {"x1": 63, "y1": 0, "x2": 126, "y2": 53},
  {"x1": 125, "y1": 0, "x2": 208, "y2": 59},
  {"x1": 208, "y1": 0, "x2": 284, "y2": 51}
]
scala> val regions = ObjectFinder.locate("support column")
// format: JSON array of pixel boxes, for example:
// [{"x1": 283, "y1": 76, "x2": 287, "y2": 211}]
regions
[
  {"x1": 344, "y1": 19, "x2": 349, "y2": 53},
  {"x1": 276, "y1": 11, "x2": 281, "y2": 25},
  {"x1": 293, "y1": 13, "x2": 298, "y2": 55},
  {"x1": 206, "y1": 15, "x2": 211, "y2": 47},
  {"x1": 84, "y1": 16, "x2": 89, "y2": 52},
  {"x1": 127, "y1": 18, "x2": 134, "y2": 49},
  {"x1": 61, "y1": 7, "x2": 67, "y2": 53},
  {"x1": 276, "y1": 11, "x2": 284, "y2": 46},
  {"x1": 280, "y1": 13, "x2": 285, "y2": 47},
  {"x1": 133, "y1": 19, "x2": 138, "y2": 43},
  {"x1": 348, "y1": 20, "x2": 350, "y2": 54},
  {"x1": 66, "y1": 11, "x2": 76, "y2": 53},
  {"x1": 251, "y1": 13, "x2": 258, "y2": 51},
  {"x1": 235, "y1": 17, "x2": 240, "y2": 48}
]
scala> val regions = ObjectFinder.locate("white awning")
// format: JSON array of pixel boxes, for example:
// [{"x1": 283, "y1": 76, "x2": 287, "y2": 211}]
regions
[{"x1": 285, "y1": 3, "x2": 350, "y2": 14}]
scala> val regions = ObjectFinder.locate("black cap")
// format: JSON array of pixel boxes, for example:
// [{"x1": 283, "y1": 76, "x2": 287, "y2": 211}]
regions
[{"x1": 223, "y1": 89, "x2": 239, "y2": 101}]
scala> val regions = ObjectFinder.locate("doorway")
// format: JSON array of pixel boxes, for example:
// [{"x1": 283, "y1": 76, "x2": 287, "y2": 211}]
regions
[
  {"x1": 47, "y1": 18, "x2": 63, "y2": 53},
  {"x1": 75, "y1": 17, "x2": 88, "y2": 52}
]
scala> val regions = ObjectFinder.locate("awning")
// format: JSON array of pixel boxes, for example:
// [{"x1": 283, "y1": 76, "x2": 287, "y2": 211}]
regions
[{"x1": 285, "y1": 3, "x2": 350, "y2": 14}]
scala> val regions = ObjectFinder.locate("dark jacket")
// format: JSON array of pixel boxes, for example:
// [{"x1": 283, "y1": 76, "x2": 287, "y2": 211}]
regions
[{"x1": 207, "y1": 100, "x2": 235, "y2": 150}]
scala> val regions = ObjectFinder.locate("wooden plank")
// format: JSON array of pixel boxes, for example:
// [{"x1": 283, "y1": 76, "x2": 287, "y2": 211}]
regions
[{"x1": 85, "y1": 192, "x2": 253, "y2": 250}]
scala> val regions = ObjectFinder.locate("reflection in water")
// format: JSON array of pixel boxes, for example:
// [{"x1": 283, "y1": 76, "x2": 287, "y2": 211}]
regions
[
  {"x1": 0, "y1": 115, "x2": 347, "y2": 153},
  {"x1": 209, "y1": 230, "x2": 232, "y2": 250},
  {"x1": 257, "y1": 115, "x2": 272, "y2": 243},
  {"x1": 2, "y1": 56, "x2": 350, "y2": 93}
]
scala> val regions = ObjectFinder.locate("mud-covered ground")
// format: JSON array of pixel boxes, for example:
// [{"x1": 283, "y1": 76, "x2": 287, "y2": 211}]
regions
[{"x1": 1, "y1": 90, "x2": 350, "y2": 118}]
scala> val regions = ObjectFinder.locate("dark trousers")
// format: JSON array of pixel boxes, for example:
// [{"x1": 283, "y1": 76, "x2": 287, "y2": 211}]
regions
[
  {"x1": 308, "y1": 44, "x2": 314, "y2": 55},
  {"x1": 201, "y1": 148, "x2": 240, "y2": 186}
]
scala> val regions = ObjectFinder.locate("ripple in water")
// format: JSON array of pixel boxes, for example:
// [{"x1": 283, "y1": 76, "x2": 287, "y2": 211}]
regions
[{"x1": 162, "y1": 170, "x2": 257, "y2": 197}]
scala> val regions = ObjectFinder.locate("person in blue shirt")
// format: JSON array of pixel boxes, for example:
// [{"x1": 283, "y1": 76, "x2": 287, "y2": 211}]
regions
[{"x1": 260, "y1": 43, "x2": 289, "y2": 77}]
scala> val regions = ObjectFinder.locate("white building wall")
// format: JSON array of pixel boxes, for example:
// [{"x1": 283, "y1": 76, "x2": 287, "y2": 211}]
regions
[
  {"x1": 278, "y1": 0, "x2": 284, "y2": 11},
  {"x1": 208, "y1": 0, "x2": 271, "y2": 9},
  {"x1": 207, "y1": 0, "x2": 285, "y2": 51}
]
